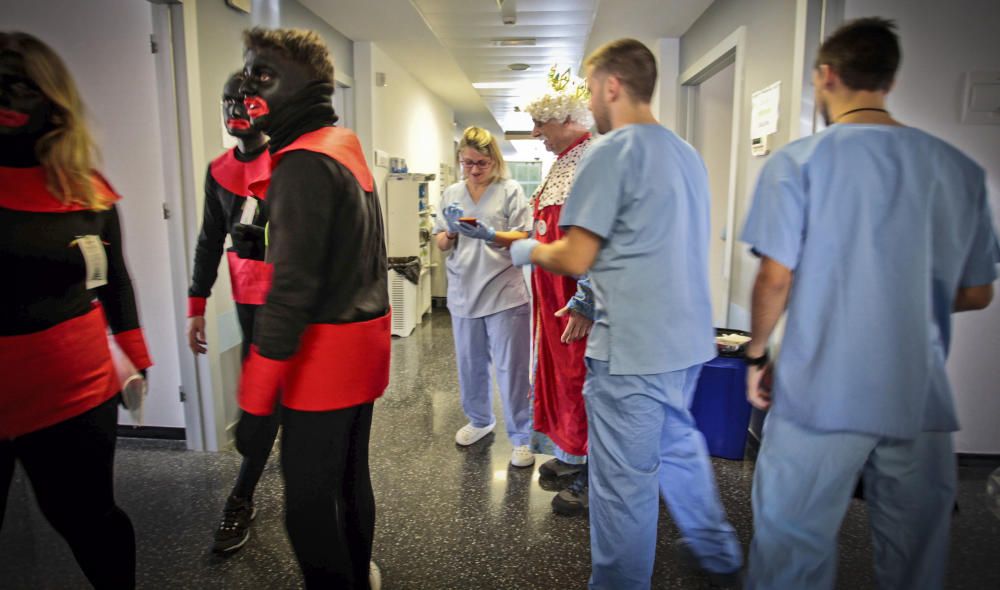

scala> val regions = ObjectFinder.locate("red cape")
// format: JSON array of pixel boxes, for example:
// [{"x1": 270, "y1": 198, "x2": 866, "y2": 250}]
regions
[
  {"x1": 249, "y1": 126, "x2": 374, "y2": 198},
  {"x1": 0, "y1": 166, "x2": 121, "y2": 212},
  {"x1": 209, "y1": 147, "x2": 271, "y2": 197}
]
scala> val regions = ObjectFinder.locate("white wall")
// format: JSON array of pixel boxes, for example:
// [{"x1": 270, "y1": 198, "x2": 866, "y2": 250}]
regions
[
  {"x1": 9, "y1": 0, "x2": 185, "y2": 429},
  {"x1": 680, "y1": 0, "x2": 801, "y2": 331},
  {"x1": 368, "y1": 44, "x2": 456, "y2": 212},
  {"x1": 844, "y1": 0, "x2": 1000, "y2": 454}
]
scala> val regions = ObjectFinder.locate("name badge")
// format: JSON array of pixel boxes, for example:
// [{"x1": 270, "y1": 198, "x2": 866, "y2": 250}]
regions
[
  {"x1": 75, "y1": 235, "x2": 108, "y2": 290},
  {"x1": 535, "y1": 219, "x2": 548, "y2": 237},
  {"x1": 240, "y1": 197, "x2": 258, "y2": 225}
]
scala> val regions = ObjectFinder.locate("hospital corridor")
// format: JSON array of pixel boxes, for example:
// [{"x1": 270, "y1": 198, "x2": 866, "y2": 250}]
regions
[{"x1": 2, "y1": 0, "x2": 999, "y2": 589}]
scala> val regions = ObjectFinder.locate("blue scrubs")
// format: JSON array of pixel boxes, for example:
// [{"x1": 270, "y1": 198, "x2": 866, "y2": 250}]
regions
[
  {"x1": 560, "y1": 125, "x2": 742, "y2": 588},
  {"x1": 741, "y1": 124, "x2": 1000, "y2": 590},
  {"x1": 435, "y1": 179, "x2": 533, "y2": 446}
]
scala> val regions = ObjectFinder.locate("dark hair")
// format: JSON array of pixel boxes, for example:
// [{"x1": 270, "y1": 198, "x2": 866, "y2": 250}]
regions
[
  {"x1": 816, "y1": 18, "x2": 900, "y2": 92},
  {"x1": 584, "y1": 38, "x2": 657, "y2": 103},
  {"x1": 242, "y1": 27, "x2": 334, "y2": 84}
]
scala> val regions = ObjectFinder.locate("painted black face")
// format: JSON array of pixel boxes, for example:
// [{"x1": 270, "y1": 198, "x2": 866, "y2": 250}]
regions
[
  {"x1": 0, "y1": 51, "x2": 52, "y2": 136},
  {"x1": 221, "y1": 74, "x2": 255, "y2": 138},
  {"x1": 240, "y1": 47, "x2": 312, "y2": 131}
]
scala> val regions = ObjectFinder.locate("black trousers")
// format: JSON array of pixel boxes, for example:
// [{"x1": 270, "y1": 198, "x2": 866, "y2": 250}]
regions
[
  {"x1": 282, "y1": 403, "x2": 375, "y2": 590},
  {"x1": 0, "y1": 396, "x2": 135, "y2": 589},
  {"x1": 232, "y1": 302, "x2": 280, "y2": 500}
]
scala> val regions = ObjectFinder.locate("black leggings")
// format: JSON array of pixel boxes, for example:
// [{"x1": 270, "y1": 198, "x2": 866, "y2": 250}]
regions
[
  {"x1": 0, "y1": 396, "x2": 135, "y2": 589},
  {"x1": 282, "y1": 403, "x2": 375, "y2": 589},
  {"x1": 232, "y1": 302, "x2": 280, "y2": 500}
]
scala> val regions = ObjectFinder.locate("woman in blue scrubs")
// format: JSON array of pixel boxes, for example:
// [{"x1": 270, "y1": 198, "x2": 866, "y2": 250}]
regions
[{"x1": 433, "y1": 126, "x2": 535, "y2": 467}]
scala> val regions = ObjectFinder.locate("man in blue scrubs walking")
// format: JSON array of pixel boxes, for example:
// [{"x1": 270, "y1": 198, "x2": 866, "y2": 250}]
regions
[
  {"x1": 512, "y1": 38, "x2": 743, "y2": 589},
  {"x1": 741, "y1": 18, "x2": 999, "y2": 590}
]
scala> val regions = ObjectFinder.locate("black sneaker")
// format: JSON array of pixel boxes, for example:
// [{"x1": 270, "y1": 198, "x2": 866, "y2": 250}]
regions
[
  {"x1": 538, "y1": 458, "x2": 583, "y2": 479},
  {"x1": 551, "y1": 470, "x2": 588, "y2": 516},
  {"x1": 674, "y1": 539, "x2": 743, "y2": 589},
  {"x1": 212, "y1": 495, "x2": 256, "y2": 554}
]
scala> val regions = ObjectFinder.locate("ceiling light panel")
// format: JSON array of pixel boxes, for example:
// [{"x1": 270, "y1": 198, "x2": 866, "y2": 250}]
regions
[{"x1": 412, "y1": 0, "x2": 599, "y2": 133}]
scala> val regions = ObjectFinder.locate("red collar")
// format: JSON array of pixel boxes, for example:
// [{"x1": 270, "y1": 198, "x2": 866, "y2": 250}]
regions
[
  {"x1": 209, "y1": 148, "x2": 271, "y2": 197},
  {"x1": 0, "y1": 166, "x2": 121, "y2": 212},
  {"x1": 250, "y1": 127, "x2": 374, "y2": 199},
  {"x1": 557, "y1": 133, "x2": 592, "y2": 159}
]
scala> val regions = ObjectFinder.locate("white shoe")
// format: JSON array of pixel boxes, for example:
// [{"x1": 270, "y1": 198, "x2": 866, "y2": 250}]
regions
[
  {"x1": 455, "y1": 421, "x2": 495, "y2": 446},
  {"x1": 369, "y1": 560, "x2": 382, "y2": 590},
  {"x1": 510, "y1": 445, "x2": 535, "y2": 468}
]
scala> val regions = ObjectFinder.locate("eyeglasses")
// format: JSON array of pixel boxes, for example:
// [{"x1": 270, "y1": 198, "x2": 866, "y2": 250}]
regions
[{"x1": 461, "y1": 159, "x2": 492, "y2": 170}]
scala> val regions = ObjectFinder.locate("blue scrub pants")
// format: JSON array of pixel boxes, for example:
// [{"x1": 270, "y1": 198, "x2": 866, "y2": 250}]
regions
[
  {"x1": 747, "y1": 414, "x2": 956, "y2": 590},
  {"x1": 584, "y1": 358, "x2": 742, "y2": 590},
  {"x1": 451, "y1": 304, "x2": 532, "y2": 447}
]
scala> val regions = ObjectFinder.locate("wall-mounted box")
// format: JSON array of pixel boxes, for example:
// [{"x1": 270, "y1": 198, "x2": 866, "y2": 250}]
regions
[{"x1": 961, "y1": 71, "x2": 1000, "y2": 125}]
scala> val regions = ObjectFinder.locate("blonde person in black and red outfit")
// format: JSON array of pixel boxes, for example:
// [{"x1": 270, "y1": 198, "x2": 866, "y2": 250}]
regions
[
  {"x1": 0, "y1": 32, "x2": 152, "y2": 589},
  {"x1": 186, "y1": 71, "x2": 274, "y2": 555},
  {"x1": 236, "y1": 28, "x2": 389, "y2": 590}
]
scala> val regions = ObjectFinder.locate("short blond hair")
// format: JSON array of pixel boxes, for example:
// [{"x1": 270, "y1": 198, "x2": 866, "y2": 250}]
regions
[
  {"x1": 584, "y1": 38, "x2": 657, "y2": 104},
  {"x1": 459, "y1": 126, "x2": 507, "y2": 184}
]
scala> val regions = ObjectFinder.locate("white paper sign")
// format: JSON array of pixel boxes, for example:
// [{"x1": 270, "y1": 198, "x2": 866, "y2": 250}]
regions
[{"x1": 751, "y1": 81, "x2": 781, "y2": 139}]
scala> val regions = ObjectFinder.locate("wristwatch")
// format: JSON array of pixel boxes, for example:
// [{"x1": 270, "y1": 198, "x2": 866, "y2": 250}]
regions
[{"x1": 745, "y1": 350, "x2": 770, "y2": 368}]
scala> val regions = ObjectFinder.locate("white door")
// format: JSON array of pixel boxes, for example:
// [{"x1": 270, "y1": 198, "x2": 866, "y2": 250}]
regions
[
  {"x1": 689, "y1": 61, "x2": 737, "y2": 328},
  {"x1": 9, "y1": 0, "x2": 185, "y2": 429}
]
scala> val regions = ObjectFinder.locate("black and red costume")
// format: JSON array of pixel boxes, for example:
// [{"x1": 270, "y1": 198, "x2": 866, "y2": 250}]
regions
[
  {"x1": 238, "y1": 125, "x2": 390, "y2": 414},
  {"x1": 0, "y1": 166, "x2": 152, "y2": 437},
  {"x1": 0, "y1": 163, "x2": 152, "y2": 590},
  {"x1": 187, "y1": 144, "x2": 271, "y2": 356},
  {"x1": 0, "y1": 32, "x2": 150, "y2": 589},
  {"x1": 236, "y1": 57, "x2": 389, "y2": 586}
]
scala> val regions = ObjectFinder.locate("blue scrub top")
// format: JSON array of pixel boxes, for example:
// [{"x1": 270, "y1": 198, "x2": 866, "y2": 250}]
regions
[
  {"x1": 742, "y1": 124, "x2": 1000, "y2": 439},
  {"x1": 434, "y1": 178, "x2": 532, "y2": 318},
  {"x1": 559, "y1": 124, "x2": 716, "y2": 376}
]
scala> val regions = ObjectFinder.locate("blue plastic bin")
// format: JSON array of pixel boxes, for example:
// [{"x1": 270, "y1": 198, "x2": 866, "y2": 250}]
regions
[{"x1": 690, "y1": 356, "x2": 753, "y2": 460}]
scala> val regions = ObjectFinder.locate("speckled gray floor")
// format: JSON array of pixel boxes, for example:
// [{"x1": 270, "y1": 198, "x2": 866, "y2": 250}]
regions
[{"x1": 2, "y1": 309, "x2": 998, "y2": 589}]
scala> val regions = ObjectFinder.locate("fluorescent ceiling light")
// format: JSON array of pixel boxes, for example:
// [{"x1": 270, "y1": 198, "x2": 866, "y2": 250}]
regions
[
  {"x1": 473, "y1": 82, "x2": 523, "y2": 89},
  {"x1": 491, "y1": 37, "x2": 536, "y2": 47}
]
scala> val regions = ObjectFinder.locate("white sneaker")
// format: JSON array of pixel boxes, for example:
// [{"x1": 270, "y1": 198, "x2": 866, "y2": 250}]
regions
[
  {"x1": 510, "y1": 445, "x2": 535, "y2": 468},
  {"x1": 455, "y1": 421, "x2": 495, "y2": 446},
  {"x1": 369, "y1": 560, "x2": 382, "y2": 590}
]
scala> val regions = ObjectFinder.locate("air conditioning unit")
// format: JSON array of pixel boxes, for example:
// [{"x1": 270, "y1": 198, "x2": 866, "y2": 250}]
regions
[
  {"x1": 389, "y1": 269, "x2": 418, "y2": 337},
  {"x1": 497, "y1": 0, "x2": 516, "y2": 25}
]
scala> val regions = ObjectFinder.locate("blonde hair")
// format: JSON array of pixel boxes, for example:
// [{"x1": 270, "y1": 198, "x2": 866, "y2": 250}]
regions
[
  {"x1": 1, "y1": 32, "x2": 105, "y2": 209},
  {"x1": 459, "y1": 126, "x2": 507, "y2": 185}
]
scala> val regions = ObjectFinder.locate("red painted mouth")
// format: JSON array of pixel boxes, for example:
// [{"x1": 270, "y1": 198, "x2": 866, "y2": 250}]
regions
[
  {"x1": 0, "y1": 108, "x2": 29, "y2": 128},
  {"x1": 226, "y1": 118, "x2": 251, "y2": 130},
  {"x1": 243, "y1": 96, "x2": 269, "y2": 119}
]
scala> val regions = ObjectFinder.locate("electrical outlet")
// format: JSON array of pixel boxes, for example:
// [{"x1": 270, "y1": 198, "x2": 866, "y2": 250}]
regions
[{"x1": 374, "y1": 149, "x2": 389, "y2": 168}]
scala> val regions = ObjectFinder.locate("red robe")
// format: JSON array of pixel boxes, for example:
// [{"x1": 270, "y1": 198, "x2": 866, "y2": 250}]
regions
[{"x1": 531, "y1": 134, "x2": 592, "y2": 457}]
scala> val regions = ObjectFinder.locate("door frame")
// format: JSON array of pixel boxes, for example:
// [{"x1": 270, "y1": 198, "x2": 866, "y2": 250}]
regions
[
  {"x1": 150, "y1": 1, "x2": 209, "y2": 451},
  {"x1": 678, "y1": 26, "x2": 746, "y2": 328}
]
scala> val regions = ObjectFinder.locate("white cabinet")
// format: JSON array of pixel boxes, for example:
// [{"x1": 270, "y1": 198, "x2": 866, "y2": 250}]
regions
[{"x1": 386, "y1": 173, "x2": 435, "y2": 336}]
